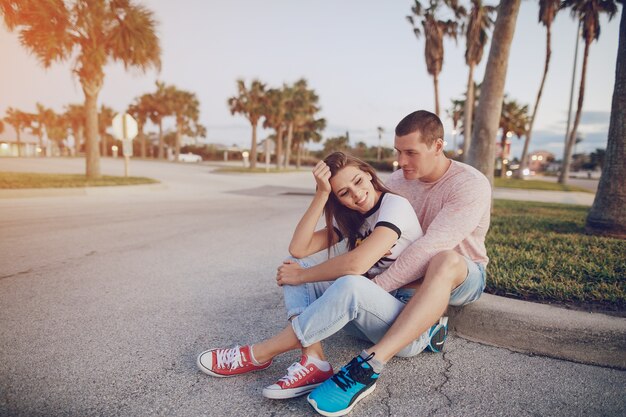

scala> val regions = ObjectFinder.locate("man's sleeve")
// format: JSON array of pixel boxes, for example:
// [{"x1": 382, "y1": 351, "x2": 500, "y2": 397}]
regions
[{"x1": 372, "y1": 176, "x2": 491, "y2": 292}]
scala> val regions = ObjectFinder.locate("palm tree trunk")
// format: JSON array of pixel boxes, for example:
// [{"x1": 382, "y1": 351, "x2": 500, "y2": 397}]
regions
[
  {"x1": 467, "y1": 0, "x2": 521, "y2": 185},
  {"x1": 284, "y1": 122, "x2": 294, "y2": 169},
  {"x1": 75, "y1": 126, "x2": 83, "y2": 157},
  {"x1": 500, "y1": 131, "x2": 508, "y2": 178},
  {"x1": 276, "y1": 126, "x2": 284, "y2": 169},
  {"x1": 83, "y1": 90, "x2": 101, "y2": 178},
  {"x1": 517, "y1": 27, "x2": 552, "y2": 179},
  {"x1": 250, "y1": 122, "x2": 258, "y2": 169},
  {"x1": 100, "y1": 133, "x2": 107, "y2": 157},
  {"x1": 462, "y1": 63, "x2": 476, "y2": 159},
  {"x1": 37, "y1": 133, "x2": 43, "y2": 157},
  {"x1": 296, "y1": 142, "x2": 302, "y2": 169},
  {"x1": 559, "y1": 38, "x2": 590, "y2": 185},
  {"x1": 158, "y1": 121, "x2": 164, "y2": 160},
  {"x1": 433, "y1": 72, "x2": 440, "y2": 116},
  {"x1": 586, "y1": 6, "x2": 626, "y2": 238},
  {"x1": 175, "y1": 123, "x2": 182, "y2": 162}
]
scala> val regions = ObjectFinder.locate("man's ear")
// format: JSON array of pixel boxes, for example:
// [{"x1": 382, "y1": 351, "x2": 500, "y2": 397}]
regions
[{"x1": 435, "y1": 138, "x2": 445, "y2": 154}]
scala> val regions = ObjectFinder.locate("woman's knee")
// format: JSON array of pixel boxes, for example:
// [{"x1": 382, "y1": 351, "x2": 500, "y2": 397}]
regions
[{"x1": 333, "y1": 275, "x2": 371, "y2": 293}]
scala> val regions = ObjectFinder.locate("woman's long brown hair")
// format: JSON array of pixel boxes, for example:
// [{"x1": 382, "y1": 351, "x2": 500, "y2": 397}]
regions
[{"x1": 323, "y1": 152, "x2": 394, "y2": 252}]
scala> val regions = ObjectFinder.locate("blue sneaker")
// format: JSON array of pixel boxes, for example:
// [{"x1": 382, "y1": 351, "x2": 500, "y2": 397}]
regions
[
  {"x1": 307, "y1": 353, "x2": 379, "y2": 416},
  {"x1": 426, "y1": 316, "x2": 449, "y2": 353}
]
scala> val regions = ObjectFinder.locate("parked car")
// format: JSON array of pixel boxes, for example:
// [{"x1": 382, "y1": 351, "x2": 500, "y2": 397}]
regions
[{"x1": 178, "y1": 152, "x2": 202, "y2": 163}]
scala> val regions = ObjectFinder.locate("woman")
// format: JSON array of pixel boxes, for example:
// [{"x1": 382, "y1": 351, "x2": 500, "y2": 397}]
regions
[{"x1": 197, "y1": 152, "x2": 439, "y2": 400}]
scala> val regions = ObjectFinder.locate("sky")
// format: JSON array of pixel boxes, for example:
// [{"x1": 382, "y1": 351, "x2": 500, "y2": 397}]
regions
[{"x1": 0, "y1": 0, "x2": 620, "y2": 159}]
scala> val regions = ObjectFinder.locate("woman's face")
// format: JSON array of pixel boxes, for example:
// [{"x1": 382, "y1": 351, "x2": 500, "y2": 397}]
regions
[{"x1": 329, "y1": 165, "x2": 380, "y2": 214}]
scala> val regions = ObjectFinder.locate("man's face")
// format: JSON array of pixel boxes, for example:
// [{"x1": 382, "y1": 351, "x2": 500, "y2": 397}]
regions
[{"x1": 394, "y1": 131, "x2": 442, "y2": 181}]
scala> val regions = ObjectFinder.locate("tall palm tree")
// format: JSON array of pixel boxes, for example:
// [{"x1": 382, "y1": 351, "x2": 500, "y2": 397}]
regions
[
  {"x1": 166, "y1": 86, "x2": 201, "y2": 162},
  {"x1": 3, "y1": 107, "x2": 32, "y2": 157},
  {"x1": 407, "y1": 0, "x2": 465, "y2": 116},
  {"x1": 0, "y1": 0, "x2": 161, "y2": 178},
  {"x1": 228, "y1": 79, "x2": 267, "y2": 170},
  {"x1": 558, "y1": 0, "x2": 618, "y2": 184},
  {"x1": 376, "y1": 126, "x2": 385, "y2": 161},
  {"x1": 462, "y1": 0, "x2": 496, "y2": 157},
  {"x1": 146, "y1": 81, "x2": 172, "y2": 160},
  {"x1": 294, "y1": 117, "x2": 326, "y2": 168},
  {"x1": 127, "y1": 94, "x2": 152, "y2": 158},
  {"x1": 46, "y1": 110, "x2": 69, "y2": 155},
  {"x1": 467, "y1": 0, "x2": 522, "y2": 185},
  {"x1": 515, "y1": 0, "x2": 561, "y2": 179},
  {"x1": 98, "y1": 105, "x2": 115, "y2": 157},
  {"x1": 64, "y1": 104, "x2": 85, "y2": 156},
  {"x1": 30, "y1": 103, "x2": 53, "y2": 157},
  {"x1": 263, "y1": 86, "x2": 290, "y2": 169},
  {"x1": 586, "y1": 4, "x2": 625, "y2": 237},
  {"x1": 498, "y1": 97, "x2": 529, "y2": 177},
  {"x1": 284, "y1": 79, "x2": 321, "y2": 168}
]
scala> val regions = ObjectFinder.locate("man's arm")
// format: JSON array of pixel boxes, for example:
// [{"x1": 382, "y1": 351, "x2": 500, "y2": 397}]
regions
[{"x1": 372, "y1": 177, "x2": 491, "y2": 292}]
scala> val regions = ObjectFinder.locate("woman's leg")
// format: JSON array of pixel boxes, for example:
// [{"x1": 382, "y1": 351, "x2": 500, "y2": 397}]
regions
[{"x1": 291, "y1": 275, "x2": 430, "y2": 357}]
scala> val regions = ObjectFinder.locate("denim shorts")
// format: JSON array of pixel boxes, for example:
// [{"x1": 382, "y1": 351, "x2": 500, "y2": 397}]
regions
[{"x1": 393, "y1": 256, "x2": 486, "y2": 307}]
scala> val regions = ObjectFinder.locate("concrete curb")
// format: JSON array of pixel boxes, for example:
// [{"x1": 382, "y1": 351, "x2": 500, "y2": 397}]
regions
[{"x1": 448, "y1": 293, "x2": 626, "y2": 370}]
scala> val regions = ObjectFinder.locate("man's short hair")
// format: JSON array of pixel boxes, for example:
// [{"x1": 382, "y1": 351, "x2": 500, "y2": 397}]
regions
[{"x1": 395, "y1": 110, "x2": 444, "y2": 147}]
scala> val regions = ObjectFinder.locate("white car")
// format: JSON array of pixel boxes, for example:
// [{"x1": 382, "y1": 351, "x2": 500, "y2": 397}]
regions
[{"x1": 178, "y1": 152, "x2": 202, "y2": 163}]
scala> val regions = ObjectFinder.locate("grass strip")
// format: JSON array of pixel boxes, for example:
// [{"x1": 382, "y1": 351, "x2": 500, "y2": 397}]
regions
[
  {"x1": 487, "y1": 200, "x2": 625, "y2": 312},
  {"x1": 493, "y1": 177, "x2": 592, "y2": 193},
  {"x1": 0, "y1": 172, "x2": 159, "y2": 188}
]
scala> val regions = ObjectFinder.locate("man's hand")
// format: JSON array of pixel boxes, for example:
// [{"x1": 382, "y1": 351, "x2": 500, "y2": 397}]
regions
[{"x1": 276, "y1": 260, "x2": 304, "y2": 286}]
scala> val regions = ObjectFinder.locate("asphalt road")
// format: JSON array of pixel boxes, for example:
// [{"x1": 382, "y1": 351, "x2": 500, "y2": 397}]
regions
[{"x1": 0, "y1": 158, "x2": 624, "y2": 417}]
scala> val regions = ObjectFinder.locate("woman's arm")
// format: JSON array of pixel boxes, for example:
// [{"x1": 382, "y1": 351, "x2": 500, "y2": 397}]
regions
[
  {"x1": 288, "y1": 161, "x2": 340, "y2": 258},
  {"x1": 278, "y1": 225, "x2": 398, "y2": 285}
]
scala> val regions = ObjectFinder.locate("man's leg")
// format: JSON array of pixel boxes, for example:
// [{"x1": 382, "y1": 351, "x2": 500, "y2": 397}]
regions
[{"x1": 365, "y1": 250, "x2": 468, "y2": 362}]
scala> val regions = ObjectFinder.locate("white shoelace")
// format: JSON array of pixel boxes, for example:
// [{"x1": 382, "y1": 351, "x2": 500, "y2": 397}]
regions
[
  {"x1": 279, "y1": 361, "x2": 310, "y2": 384},
  {"x1": 215, "y1": 346, "x2": 243, "y2": 370}
]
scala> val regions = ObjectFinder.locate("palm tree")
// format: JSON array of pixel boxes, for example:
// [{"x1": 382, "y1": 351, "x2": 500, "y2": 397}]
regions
[
  {"x1": 376, "y1": 126, "x2": 385, "y2": 161},
  {"x1": 46, "y1": 111, "x2": 69, "y2": 155},
  {"x1": 228, "y1": 79, "x2": 267, "y2": 169},
  {"x1": 284, "y1": 79, "x2": 321, "y2": 168},
  {"x1": 98, "y1": 105, "x2": 115, "y2": 157},
  {"x1": 146, "y1": 81, "x2": 172, "y2": 160},
  {"x1": 294, "y1": 117, "x2": 326, "y2": 168},
  {"x1": 263, "y1": 86, "x2": 290, "y2": 169},
  {"x1": 3, "y1": 107, "x2": 32, "y2": 157},
  {"x1": 0, "y1": 0, "x2": 161, "y2": 178},
  {"x1": 515, "y1": 0, "x2": 561, "y2": 179},
  {"x1": 467, "y1": 0, "x2": 522, "y2": 185},
  {"x1": 30, "y1": 103, "x2": 53, "y2": 157},
  {"x1": 462, "y1": 0, "x2": 496, "y2": 157},
  {"x1": 127, "y1": 95, "x2": 152, "y2": 158},
  {"x1": 586, "y1": 5, "x2": 625, "y2": 237},
  {"x1": 407, "y1": 0, "x2": 465, "y2": 116},
  {"x1": 64, "y1": 104, "x2": 85, "y2": 156},
  {"x1": 166, "y1": 86, "x2": 201, "y2": 162},
  {"x1": 498, "y1": 98, "x2": 529, "y2": 177},
  {"x1": 558, "y1": 0, "x2": 618, "y2": 184}
]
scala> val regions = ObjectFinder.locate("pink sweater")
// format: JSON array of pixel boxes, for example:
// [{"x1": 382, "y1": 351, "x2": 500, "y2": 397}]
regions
[{"x1": 372, "y1": 160, "x2": 491, "y2": 292}]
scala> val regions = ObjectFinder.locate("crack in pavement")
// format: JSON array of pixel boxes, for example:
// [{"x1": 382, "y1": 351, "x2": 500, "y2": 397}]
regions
[
  {"x1": 427, "y1": 352, "x2": 453, "y2": 417},
  {"x1": 379, "y1": 382, "x2": 392, "y2": 416}
]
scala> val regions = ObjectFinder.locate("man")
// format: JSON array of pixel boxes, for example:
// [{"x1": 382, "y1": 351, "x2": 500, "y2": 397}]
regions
[{"x1": 307, "y1": 110, "x2": 491, "y2": 416}]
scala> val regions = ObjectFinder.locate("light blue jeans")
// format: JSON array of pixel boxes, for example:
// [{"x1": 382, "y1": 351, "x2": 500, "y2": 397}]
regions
[{"x1": 284, "y1": 245, "x2": 486, "y2": 358}]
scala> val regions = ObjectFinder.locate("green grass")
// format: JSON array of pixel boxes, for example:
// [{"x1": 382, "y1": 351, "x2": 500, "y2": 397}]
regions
[
  {"x1": 487, "y1": 200, "x2": 625, "y2": 312},
  {"x1": 493, "y1": 177, "x2": 592, "y2": 193},
  {"x1": 0, "y1": 172, "x2": 159, "y2": 189},
  {"x1": 213, "y1": 166, "x2": 303, "y2": 174}
]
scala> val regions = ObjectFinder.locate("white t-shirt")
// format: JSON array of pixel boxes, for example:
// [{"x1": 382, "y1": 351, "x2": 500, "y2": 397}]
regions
[{"x1": 335, "y1": 193, "x2": 423, "y2": 277}]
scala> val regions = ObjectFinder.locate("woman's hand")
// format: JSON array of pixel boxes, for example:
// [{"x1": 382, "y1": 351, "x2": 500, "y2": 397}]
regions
[
  {"x1": 276, "y1": 260, "x2": 304, "y2": 286},
  {"x1": 313, "y1": 161, "x2": 332, "y2": 195}
]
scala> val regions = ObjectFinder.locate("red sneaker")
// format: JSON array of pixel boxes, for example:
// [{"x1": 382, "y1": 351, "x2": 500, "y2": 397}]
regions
[
  {"x1": 196, "y1": 345, "x2": 272, "y2": 377},
  {"x1": 262, "y1": 355, "x2": 334, "y2": 399}
]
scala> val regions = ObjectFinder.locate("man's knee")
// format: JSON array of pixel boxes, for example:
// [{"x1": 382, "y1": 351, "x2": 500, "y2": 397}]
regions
[{"x1": 426, "y1": 251, "x2": 467, "y2": 286}]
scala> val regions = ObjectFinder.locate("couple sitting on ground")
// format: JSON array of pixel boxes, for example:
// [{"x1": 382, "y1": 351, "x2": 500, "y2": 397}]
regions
[{"x1": 196, "y1": 110, "x2": 492, "y2": 416}]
